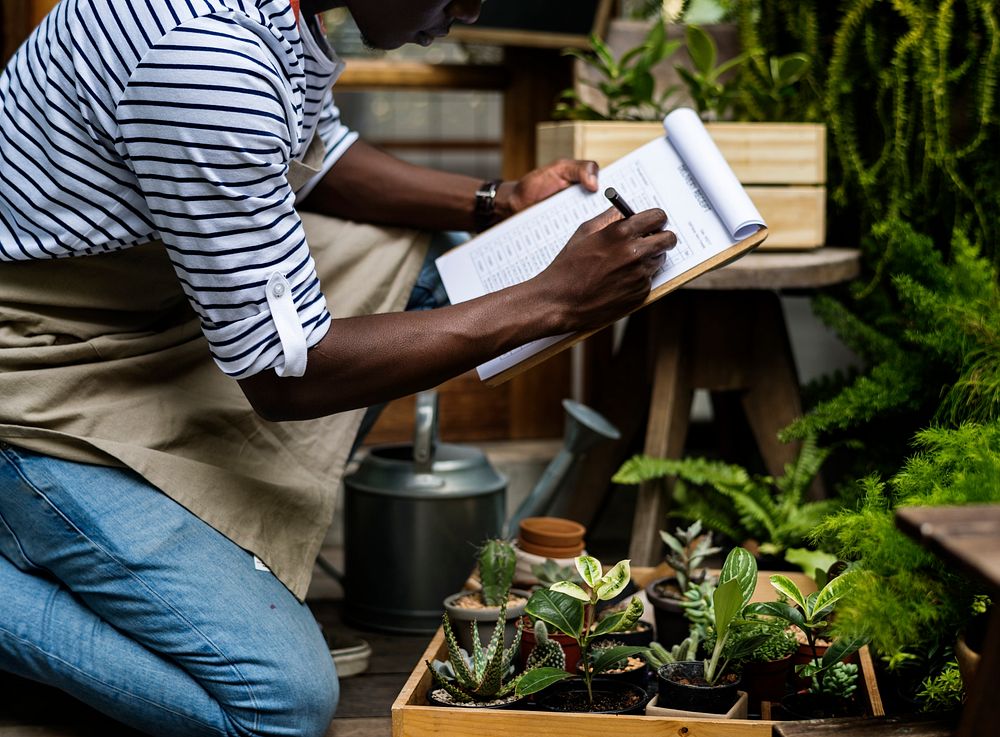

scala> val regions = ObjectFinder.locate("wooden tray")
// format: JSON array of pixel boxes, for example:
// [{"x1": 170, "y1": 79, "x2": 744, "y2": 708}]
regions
[{"x1": 391, "y1": 568, "x2": 883, "y2": 737}]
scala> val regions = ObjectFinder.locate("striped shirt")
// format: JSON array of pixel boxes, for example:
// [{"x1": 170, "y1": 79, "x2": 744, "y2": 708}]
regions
[{"x1": 0, "y1": 0, "x2": 358, "y2": 378}]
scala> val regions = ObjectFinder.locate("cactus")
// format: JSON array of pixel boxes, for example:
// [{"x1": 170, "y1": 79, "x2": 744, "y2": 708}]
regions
[
  {"x1": 644, "y1": 636, "x2": 700, "y2": 669},
  {"x1": 811, "y1": 661, "x2": 858, "y2": 700},
  {"x1": 478, "y1": 539, "x2": 516, "y2": 607},
  {"x1": 427, "y1": 599, "x2": 525, "y2": 703},
  {"x1": 525, "y1": 620, "x2": 566, "y2": 671}
]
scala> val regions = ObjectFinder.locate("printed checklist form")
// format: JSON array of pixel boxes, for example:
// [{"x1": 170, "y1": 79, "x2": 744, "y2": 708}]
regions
[{"x1": 435, "y1": 108, "x2": 768, "y2": 384}]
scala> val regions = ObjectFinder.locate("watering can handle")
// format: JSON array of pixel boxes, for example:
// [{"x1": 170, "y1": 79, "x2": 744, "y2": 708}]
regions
[{"x1": 413, "y1": 390, "x2": 439, "y2": 471}]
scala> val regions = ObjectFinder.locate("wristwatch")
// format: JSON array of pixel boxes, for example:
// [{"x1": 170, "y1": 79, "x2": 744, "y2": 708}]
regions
[{"x1": 474, "y1": 179, "x2": 504, "y2": 232}]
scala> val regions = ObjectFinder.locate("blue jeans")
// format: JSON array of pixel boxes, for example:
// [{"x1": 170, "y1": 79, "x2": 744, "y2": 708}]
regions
[
  {"x1": 0, "y1": 232, "x2": 458, "y2": 736},
  {"x1": 0, "y1": 442, "x2": 337, "y2": 736}
]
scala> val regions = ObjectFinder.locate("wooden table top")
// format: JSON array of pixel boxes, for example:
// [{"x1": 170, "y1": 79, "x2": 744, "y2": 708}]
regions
[
  {"x1": 685, "y1": 247, "x2": 861, "y2": 291},
  {"x1": 896, "y1": 504, "x2": 1000, "y2": 591}
]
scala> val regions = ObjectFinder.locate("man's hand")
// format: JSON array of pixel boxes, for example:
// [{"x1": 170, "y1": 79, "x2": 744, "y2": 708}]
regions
[
  {"x1": 495, "y1": 159, "x2": 600, "y2": 220},
  {"x1": 534, "y1": 206, "x2": 678, "y2": 333}
]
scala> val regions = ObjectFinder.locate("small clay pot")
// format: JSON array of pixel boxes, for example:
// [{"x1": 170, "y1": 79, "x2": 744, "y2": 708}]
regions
[
  {"x1": 741, "y1": 654, "x2": 793, "y2": 713},
  {"x1": 518, "y1": 615, "x2": 581, "y2": 673},
  {"x1": 516, "y1": 538, "x2": 585, "y2": 559},
  {"x1": 518, "y1": 517, "x2": 586, "y2": 548},
  {"x1": 591, "y1": 620, "x2": 654, "y2": 650},
  {"x1": 578, "y1": 655, "x2": 649, "y2": 688}
]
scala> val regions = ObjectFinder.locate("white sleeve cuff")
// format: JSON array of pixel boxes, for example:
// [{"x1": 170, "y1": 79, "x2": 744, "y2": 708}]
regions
[{"x1": 266, "y1": 272, "x2": 308, "y2": 377}]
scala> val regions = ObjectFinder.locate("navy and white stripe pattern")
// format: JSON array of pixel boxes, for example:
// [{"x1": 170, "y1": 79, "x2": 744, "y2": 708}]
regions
[{"x1": 0, "y1": 0, "x2": 358, "y2": 378}]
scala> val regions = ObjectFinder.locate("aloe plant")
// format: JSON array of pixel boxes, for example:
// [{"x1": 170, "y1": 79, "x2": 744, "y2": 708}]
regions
[
  {"x1": 522, "y1": 556, "x2": 645, "y2": 705},
  {"x1": 428, "y1": 598, "x2": 556, "y2": 704}
]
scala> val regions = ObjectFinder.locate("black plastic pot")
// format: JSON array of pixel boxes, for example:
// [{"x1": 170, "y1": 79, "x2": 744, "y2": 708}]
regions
[
  {"x1": 426, "y1": 688, "x2": 525, "y2": 710},
  {"x1": 534, "y1": 677, "x2": 648, "y2": 715},
  {"x1": 656, "y1": 661, "x2": 741, "y2": 714},
  {"x1": 645, "y1": 577, "x2": 690, "y2": 647}
]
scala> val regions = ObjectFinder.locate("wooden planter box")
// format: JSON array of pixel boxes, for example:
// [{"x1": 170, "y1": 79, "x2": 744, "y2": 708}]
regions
[
  {"x1": 391, "y1": 568, "x2": 883, "y2": 736},
  {"x1": 536, "y1": 121, "x2": 827, "y2": 251}
]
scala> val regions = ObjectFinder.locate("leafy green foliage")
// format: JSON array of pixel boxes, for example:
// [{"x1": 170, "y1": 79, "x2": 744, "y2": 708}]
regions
[
  {"x1": 655, "y1": 520, "x2": 721, "y2": 592},
  {"x1": 676, "y1": 24, "x2": 749, "y2": 120},
  {"x1": 810, "y1": 425, "x2": 1000, "y2": 673},
  {"x1": 916, "y1": 661, "x2": 964, "y2": 714},
  {"x1": 555, "y1": 22, "x2": 681, "y2": 121},
  {"x1": 748, "y1": 572, "x2": 868, "y2": 693},
  {"x1": 477, "y1": 539, "x2": 516, "y2": 607},
  {"x1": 614, "y1": 435, "x2": 838, "y2": 562},
  {"x1": 701, "y1": 548, "x2": 762, "y2": 684},
  {"x1": 525, "y1": 556, "x2": 644, "y2": 706}
]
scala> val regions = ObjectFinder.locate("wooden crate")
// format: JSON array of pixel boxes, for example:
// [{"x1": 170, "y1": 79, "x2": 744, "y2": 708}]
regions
[
  {"x1": 391, "y1": 567, "x2": 883, "y2": 737},
  {"x1": 536, "y1": 121, "x2": 827, "y2": 250}
]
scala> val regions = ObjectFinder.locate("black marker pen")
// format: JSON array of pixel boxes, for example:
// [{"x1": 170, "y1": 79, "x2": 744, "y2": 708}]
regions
[{"x1": 604, "y1": 187, "x2": 636, "y2": 219}]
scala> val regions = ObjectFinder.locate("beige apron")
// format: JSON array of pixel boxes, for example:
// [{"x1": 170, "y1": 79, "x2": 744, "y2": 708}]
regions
[{"x1": 0, "y1": 143, "x2": 430, "y2": 600}]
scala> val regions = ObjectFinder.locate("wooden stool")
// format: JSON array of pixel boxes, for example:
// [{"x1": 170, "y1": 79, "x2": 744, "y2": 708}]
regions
[{"x1": 565, "y1": 248, "x2": 860, "y2": 563}]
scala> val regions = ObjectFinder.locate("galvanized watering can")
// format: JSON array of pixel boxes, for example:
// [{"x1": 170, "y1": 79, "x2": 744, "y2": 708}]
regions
[{"x1": 343, "y1": 390, "x2": 619, "y2": 634}]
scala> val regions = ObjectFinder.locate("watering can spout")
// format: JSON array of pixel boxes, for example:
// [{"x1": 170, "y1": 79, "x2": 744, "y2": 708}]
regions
[{"x1": 503, "y1": 399, "x2": 620, "y2": 538}]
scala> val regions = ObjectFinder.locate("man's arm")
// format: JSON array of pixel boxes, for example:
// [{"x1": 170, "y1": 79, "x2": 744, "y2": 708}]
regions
[
  {"x1": 299, "y1": 138, "x2": 599, "y2": 231},
  {"x1": 238, "y1": 208, "x2": 676, "y2": 421}
]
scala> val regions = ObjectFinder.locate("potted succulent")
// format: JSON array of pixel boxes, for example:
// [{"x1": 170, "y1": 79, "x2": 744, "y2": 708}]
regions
[
  {"x1": 654, "y1": 547, "x2": 765, "y2": 715},
  {"x1": 729, "y1": 618, "x2": 797, "y2": 712},
  {"x1": 642, "y1": 636, "x2": 747, "y2": 718},
  {"x1": 748, "y1": 572, "x2": 868, "y2": 718},
  {"x1": 523, "y1": 556, "x2": 649, "y2": 714},
  {"x1": 444, "y1": 539, "x2": 530, "y2": 655},
  {"x1": 426, "y1": 598, "x2": 561, "y2": 709},
  {"x1": 645, "y1": 521, "x2": 720, "y2": 647}
]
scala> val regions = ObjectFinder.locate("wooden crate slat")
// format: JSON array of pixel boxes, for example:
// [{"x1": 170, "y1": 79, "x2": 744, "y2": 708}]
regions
[
  {"x1": 537, "y1": 121, "x2": 827, "y2": 185},
  {"x1": 750, "y1": 186, "x2": 826, "y2": 249}
]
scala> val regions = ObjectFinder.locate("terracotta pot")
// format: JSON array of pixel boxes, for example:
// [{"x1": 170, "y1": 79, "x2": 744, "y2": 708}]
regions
[
  {"x1": 518, "y1": 616, "x2": 582, "y2": 673},
  {"x1": 443, "y1": 589, "x2": 529, "y2": 656},
  {"x1": 955, "y1": 634, "x2": 980, "y2": 689},
  {"x1": 518, "y1": 517, "x2": 586, "y2": 548},
  {"x1": 656, "y1": 662, "x2": 742, "y2": 715},
  {"x1": 516, "y1": 538, "x2": 585, "y2": 559},
  {"x1": 741, "y1": 654, "x2": 793, "y2": 713},
  {"x1": 645, "y1": 576, "x2": 691, "y2": 647}
]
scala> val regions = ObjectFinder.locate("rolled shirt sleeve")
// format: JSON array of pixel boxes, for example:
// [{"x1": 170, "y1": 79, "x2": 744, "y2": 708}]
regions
[{"x1": 116, "y1": 14, "x2": 331, "y2": 379}]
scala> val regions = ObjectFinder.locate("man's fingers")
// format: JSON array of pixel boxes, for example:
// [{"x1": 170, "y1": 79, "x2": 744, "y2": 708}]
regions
[
  {"x1": 575, "y1": 206, "x2": 620, "y2": 236},
  {"x1": 554, "y1": 158, "x2": 600, "y2": 191},
  {"x1": 618, "y1": 208, "x2": 668, "y2": 237}
]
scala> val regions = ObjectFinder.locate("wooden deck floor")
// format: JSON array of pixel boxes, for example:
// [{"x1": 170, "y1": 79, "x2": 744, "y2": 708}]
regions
[{"x1": 0, "y1": 598, "x2": 428, "y2": 737}]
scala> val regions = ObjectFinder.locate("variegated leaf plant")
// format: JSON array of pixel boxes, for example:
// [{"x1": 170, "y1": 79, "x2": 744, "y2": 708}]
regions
[{"x1": 522, "y1": 556, "x2": 645, "y2": 706}]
